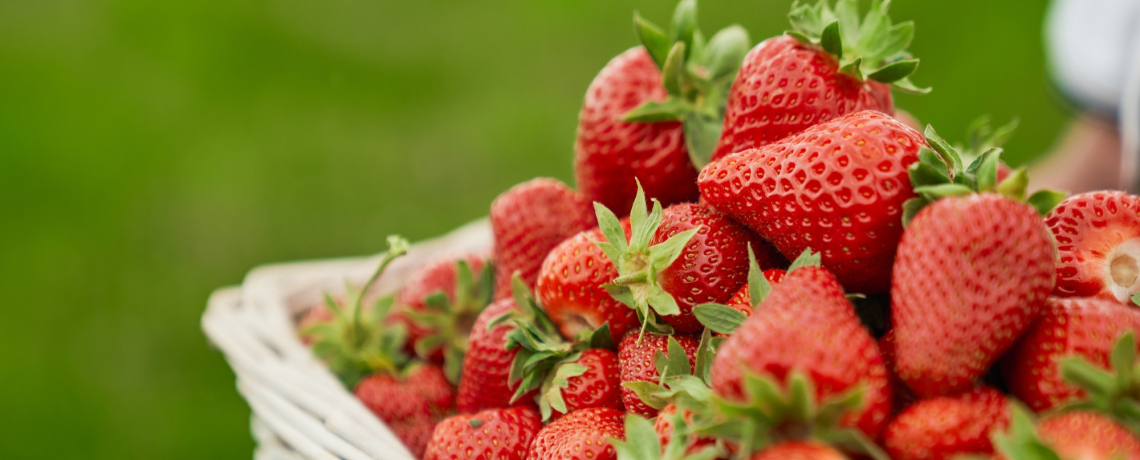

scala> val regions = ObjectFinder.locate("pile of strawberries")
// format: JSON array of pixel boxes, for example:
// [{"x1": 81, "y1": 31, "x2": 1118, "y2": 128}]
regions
[{"x1": 298, "y1": 1, "x2": 1140, "y2": 459}]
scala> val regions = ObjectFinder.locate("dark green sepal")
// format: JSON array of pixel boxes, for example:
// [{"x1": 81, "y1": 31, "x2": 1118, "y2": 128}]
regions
[
  {"x1": 403, "y1": 257, "x2": 495, "y2": 384},
  {"x1": 990, "y1": 404, "x2": 1064, "y2": 460},
  {"x1": 610, "y1": 412, "x2": 724, "y2": 460}
]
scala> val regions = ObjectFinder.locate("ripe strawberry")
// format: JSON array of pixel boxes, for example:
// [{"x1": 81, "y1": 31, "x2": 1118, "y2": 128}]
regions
[
  {"x1": 1046, "y1": 191, "x2": 1140, "y2": 304},
  {"x1": 653, "y1": 404, "x2": 720, "y2": 456},
  {"x1": 750, "y1": 442, "x2": 849, "y2": 460},
  {"x1": 709, "y1": 266, "x2": 893, "y2": 443},
  {"x1": 527, "y1": 407, "x2": 626, "y2": 460},
  {"x1": 536, "y1": 222, "x2": 639, "y2": 342},
  {"x1": 1002, "y1": 297, "x2": 1140, "y2": 413},
  {"x1": 593, "y1": 185, "x2": 779, "y2": 333},
  {"x1": 619, "y1": 332, "x2": 700, "y2": 417},
  {"x1": 700, "y1": 110, "x2": 926, "y2": 293},
  {"x1": 355, "y1": 365, "x2": 456, "y2": 457},
  {"x1": 725, "y1": 269, "x2": 787, "y2": 318},
  {"x1": 877, "y1": 330, "x2": 916, "y2": 411},
  {"x1": 490, "y1": 178, "x2": 596, "y2": 300},
  {"x1": 575, "y1": 1, "x2": 751, "y2": 213},
  {"x1": 993, "y1": 407, "x2": 1140, "y2": 460},
  {"x1": 882, "y1": 386, "x2": 1011, "y2": 460},
  {"x1": 395, "y1": 254, "x2": 492, "y2": 382},
  {"x1": 711, "y1": 0, "x2": 925, "y2": 162},
  {"x1": 423, "y1": 406, "x2": 544, "y2": 460},
  {"x1": 455, "y1": 297, "x2": 530, "y2": 413}
]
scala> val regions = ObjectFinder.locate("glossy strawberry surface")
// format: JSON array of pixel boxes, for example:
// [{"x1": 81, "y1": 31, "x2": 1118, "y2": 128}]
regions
[
  {"x1": 883, "y1": 386, "x2": 1010, "y2": 460},
  {"x1": 456, "y1": 298, "x2": 532, "y2": 413},
  {"x1": 618, "y1": 331, "x2": 699, "y2": 417},
  {"x1": 424, "y1": 405, "x2": 543, "y2": 460},
  {"x1": 549, "y1": 348, "x2": 624, "y2": 420},
  {"x1": 527, "y1": 407, "x2": 626, "y2": 460},
  {"x1": 536, "y1": 225, "x2": 638, "y2": 342}
]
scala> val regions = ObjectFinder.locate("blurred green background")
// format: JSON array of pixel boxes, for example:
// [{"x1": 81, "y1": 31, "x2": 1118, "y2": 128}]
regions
[{"x1": 0, "y1": 0, "x2": 1066, "y2": 458}]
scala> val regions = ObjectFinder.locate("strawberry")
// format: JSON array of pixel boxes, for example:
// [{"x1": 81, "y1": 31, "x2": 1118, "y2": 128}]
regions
[
  {"x1": 455, "y1": 297, "x2": 528, "y2": 413},
  {"x1": 1002, "y1": 297, "x2": 1140, "y2": 415},
  {"x1": 889, "y1": 131, "x2": 1059, "y2": 398},
  {"x1": 355, "y1": 364, "x2": 456, "y2": 457},
  {"x1": 708, "y1": 266, "x2": 893, "y2": 449},
  {"x1": 423, "y1": 406, "x2": 544, "y2": 460},
  {"x1": 619, "y1": 332, "x2": 700, "y2": 417},
  {"x1": 881, "y1": 386, "x2": 1011, "y2": 460},
  {"x1": 395, "y1": 254, "x2": 493, "y2": 382},
  {"x1": 710, "y1": 0, "x2": 925, "y2": 163},
  {"x1": 725, "y1": 269, "x2": 786, "y2": 316},
  {"x1": 528, "y1": 407, "x2": 626, "y2": 460},
  {"x1": 490, "y1": 277, "x2": 625, "y2": 420},
  {"x1": 490, "y1": 178, "x2": 596, "y2": 300},
  {"x1": 615, "y1": 411, "x2": 724, "y2": 460},
  {"x1": 653, "y1": 404, "x2": 719, "y2": 456},
  {"x1": 691, "y1": 248, "x2": 819, "y2": 339},
  {"x1": 699, "y1": 110, "x2": 926, "y2": 293},
  {"x1": 876, "y1": 330, "x2": 916, "y2": 411},
  {"x1": 1046, "y1": 191, "x2": 1140, "y2": 304},
  {"x1": 575, "y1": 0, "x2": 751, "y2": 213},
  {"x1": 536, "y1": 221, "x2": 639, "y2": 342},
  {"x1": 994, "y1": 407, "x2": 1140, "y2": 460},
  {"x1": 749, "y1": 442, "x2": 849, "y2": 460},
  {"x1": 593, "y1": 185, "x2": 779, "y2": 333}
]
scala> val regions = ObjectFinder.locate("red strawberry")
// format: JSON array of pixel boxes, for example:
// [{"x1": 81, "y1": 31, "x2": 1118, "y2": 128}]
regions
[
  {"x1": 653, "y1": 404, "x2": 719, "y2": 455},
  {"x1": 455, "y1": 298, "x2": 531, "y2": 413},
  {"x1": 355, "y1": 365, "x2": 455, "y2": 457},
  {"x1": 527, "y1": 407, "x2": 626, "y2": 460},
  {"x1": 490, "y1": 178, "x2": 596, "y2": 300},
  {"x1": 877, "y1": 330, "x2": 916, "y2": 411},
  {"x1": 750, "y1": 441, "x2": 849, "y2": 460},
  {"x1": 618, "y1": 331, "x2": 700, "y2": 417},
  {"x1": 700, "y1": 110, "x2": 926, "y2": 293},
  {"x1": 892, "y1": 194, "x2": 1055, "y2": 397},
  {"x1": 882, "y1": 386, "x2": 1011, "y2": 460},
  {"x1": 711, "y1": 1, "x2": 925, "y2": 162},
  {"x1": 575, "y1": 2, "x2": 751, "y2": 213},
  {"x1": 1002, "y1": 297, "x2": 1140, "y2": 412},
  {"x1": 395, "y1": 254, "x2": 492, "y2": 381},
  {"x1": 593, "y1": 185, "x2": 779, "y2": 333},
  {"x1": 710, "y1": 266, "x2": 893, "y2": 442},
  {"x1": 423, "y1": 406, "x2": 544, "y2": 460},
  {"x1": 1046, "y1": 191, "x2": 1140, "y2": 304},
  {"x1": 536, "y1": 223, "x2": 638, "y2": 342},
  {"x1": 725, "y1": 269, "x2": 787, "y2": 317},
  {"x1": 993, "y1": 408, "x2": 1140, "y2": 460},
  {"x1": 550, "y1": 348, "x2": 625, "y2": 419}
]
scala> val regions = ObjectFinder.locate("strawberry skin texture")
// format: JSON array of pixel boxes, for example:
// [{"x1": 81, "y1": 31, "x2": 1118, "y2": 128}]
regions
[
  {"x1": 551, "y1": 348, "x2": 625, "y2": 419},
  {"x1": 575, "y1": 47, "x2": 699, "y2": 214},
  {"x1": 882, "y1": 386, "x2": 1011, "y2": 460},
  {"x1": 355, "y1": 365, "x2": 455, "y2": 457},
  {"x1": 618, "y1": 332, "x2": 700, "y2": 417},
  {"x1": 536, "y1": 225, "x2": 639, "y2": 342},
  {"x1": 456, "y1": 298, "x2": 534, "y2": 413},
  {"x1": 527, "y1": 407, "x2": 626, "y2": 460},
  {"x1": 891, "y1": 194, "x2": 1054, "y2": 398},
  {"x1": 1032, "y1": 411, "x2": 1140, "y2": 460},
  {"x1": 749, "y1": 441, "x2": 849, "y2": 460},
  {"x1": 654, "y1": 203, "x2": 776, "y2": 332},
  {"x1": 424, "y1": 405, "x2": 543, "y2": 460},
  {"x1": 490, "y1": 178, "x2": 596, "y2": 300},
  {"x1": 726, "y1": 269, "x2": 787, "y2": 318},
  {"x1": 1046, "y1": 191, "x2": 1140, "y2": 304},
  {"x1": 711, "y1": 35, "x2": 893, "y2": 162},
  {"x1": 1002, "y1": 297, "x2": 1140, "y2": 412},
  {"x1": 699, "y1": 110, "x2": 924, "y2": 293},
  {"x1": 394, "y1": 254, "x2": 488, "y2": 360},
  {"x1": 710, "y1": 266, "x2": 893, "y2": 440}
]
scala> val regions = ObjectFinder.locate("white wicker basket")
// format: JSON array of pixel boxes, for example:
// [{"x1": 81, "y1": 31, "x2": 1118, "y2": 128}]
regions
[{"x1": 202, "y1": 220, "x2": 493, "y2": 460}]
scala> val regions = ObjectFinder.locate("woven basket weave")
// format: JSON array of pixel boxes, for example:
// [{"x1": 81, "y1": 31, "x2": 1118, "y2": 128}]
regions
[{"x1": 202, "y1": 220, "x2": 493, "y2": 460}]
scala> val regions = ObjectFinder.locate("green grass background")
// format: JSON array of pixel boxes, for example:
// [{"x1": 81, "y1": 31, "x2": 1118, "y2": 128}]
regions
[{"x1": 0, "y1": 0, "x2": 1066, "y2": 458}]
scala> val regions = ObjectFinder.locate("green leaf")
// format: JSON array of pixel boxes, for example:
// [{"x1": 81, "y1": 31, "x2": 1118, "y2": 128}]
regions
[
  {"x1": 593, "y1": 202, "x2": 628, "y2": 263},
  {"x1": 610, "y1": 414, "x2": 660, "y2": 460},
  {"x1": 683, "y1": 111, "x2": 723, "y2": 169},
  {"x1": 924, "y1": 125, "x2": 962, "y2": 174},
  {"x1": 634, "y1": 13, "x2": 671, "y2": 69},
  {"x1": 622, "y1": 98, "x2": 687, "y2": 123},
  {"x1": 996, "y1": 167, "x2": 1029, "y2": 201},
  {"x1": 647, "y1": 285, "x2": 682, "y2": 316},
  {"x1": 1060, "y1": 357, "x2": 1116, "y2": 395},
  {"x1": 701, "y1": 25, "x2": 751, "y2": 80},
  {"x1": 892, "y1": 77, "x2": 931, "y2": 94},
  {"x1": 1027, "y1": 189, "x2": 1068, "y2": 216},
  {"x1": 1133, "y1": 293, "x2": 1140, "y2": 308},
  {"x1": 693, "y1": 303, "x2": 746, "y2": 334},
  {"x1": 787, "y1": 248, "x2": 822, "y2": 272},
  {"x1": 662, "y1": 42, "x2": 687, "y2": 96},
  {"x1": 693, "y1": 328, "x2": 716, "y2": 383},
  {"x1": 902, "y1": 196, "x2": 928, "y2": 227},
  {"x1": 972, "y1": 148, "x2": 1002, "y2": 191},
  {"x1": 669, "y1": 0, "x2": 697, "y2": 56},
  {"x1": 467, "y1": 420, "x2": 484, "y2": 429},
  {"x1": 914, "y1": 183, "x2": 973, "y2": 200},
  {"x1": 746, "y1": 244, "x2": 771, "y2": 308},
  {"x1": 666, "y1": 336, "x2": 692, "y2": 378},
  {"x1": 867, "y1": 59, "x2": 918, "y2": 83},
  {"x1": 909, "y1": 161, "x2": 951, "y2": 187},
  {"x1": 820, "y1": 21, "x2": 843, "y2": 59},
  {"x1": 628, "y1": 183, "x2": 654, "y2": 251},
  {"x1": 649, "y1": 227, "x2": 698, "y2": 270},
  {"x1": 868, "y1": 21, "x2": 913, "y2": 59},
  {"x1": 587, "y1": 323, "x2": 614, "y2": 350},
  {"x1": 838, "y1": 56, "x2": 863, "y2": 80},
  {"x1": 624, "y1": 381, "x2": 669, "y2": 411}
]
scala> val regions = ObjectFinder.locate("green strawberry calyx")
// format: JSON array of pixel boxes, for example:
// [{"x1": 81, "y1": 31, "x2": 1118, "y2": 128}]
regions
[
  {"x1": 989, "y1": 405, "x2": 1065, "y2": 460},
  {"x1": 1058, "y1": 330, "x2": 1140, "y2": 432},
  {"x1": 903, "y1": 124, "x2": 1069, "y2": 226},
  {"x1": 487, "y1": 275, "x2": 615, "y2": 421},
  {"x1": 786, "y1": 0, "x2": 927, "y2": 94},
  {"x1": 696, "y1": 370, "x2": 888, "y2": 460},
  {"x1": 624, "y1": 329, "x2": 719, "y2": 413},
  {"x1": 304, "y1": 235, "x2": 413, "y2": 389},
  {"x1": 594, "y1": 183, "x2": 699, "y2": 336},
  {"x1": 624, "y1": 0, "x2": 752, "y2": 167},
  {"x1": 611, "y1": 411, "x2": 724, "y2": 460},
  {"x1": 402, "y1": 258, "x2": 495, "y2": 385},
  {"x1": 692, "y1": 247, "x2": 820, "y2": 335}
]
